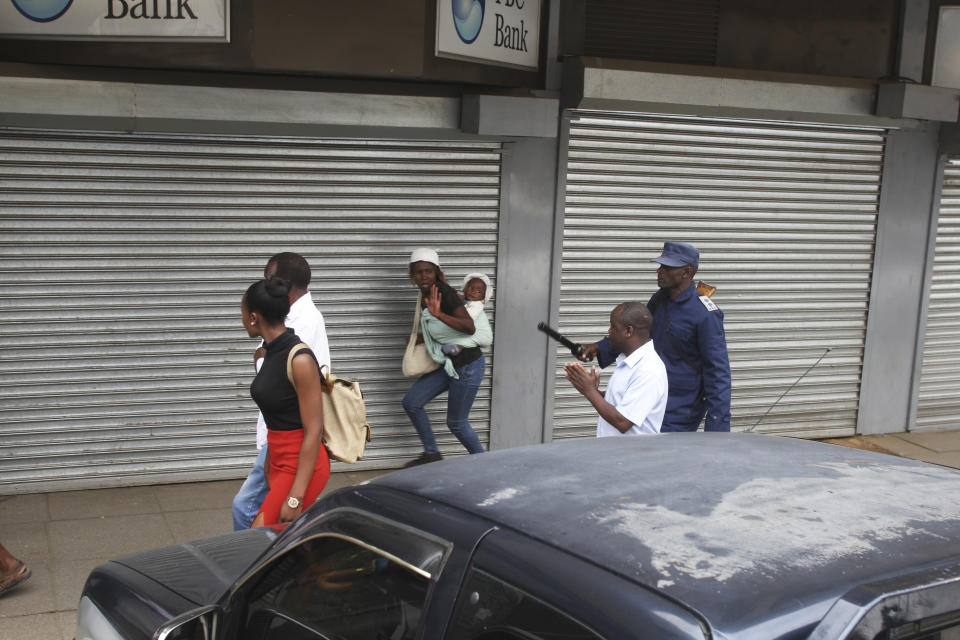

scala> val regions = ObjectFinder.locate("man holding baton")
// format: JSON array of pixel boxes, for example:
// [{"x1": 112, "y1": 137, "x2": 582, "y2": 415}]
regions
[
  {"x1": 579, "y1": 242, "x2": 731, "y2": 433},
  {"x1": 565, "y1": 302, "x2": 667, "y2": 436}
]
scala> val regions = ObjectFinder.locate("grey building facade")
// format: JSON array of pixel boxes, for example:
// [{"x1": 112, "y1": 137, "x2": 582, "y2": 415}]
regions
[{"x1": 1, "y1": 0, "x2": 958, "y2": 493}]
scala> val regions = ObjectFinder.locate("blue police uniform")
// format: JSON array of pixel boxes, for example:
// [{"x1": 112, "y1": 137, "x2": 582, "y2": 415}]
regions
[{"x1": 595, "y1": 283, "x2": 731, "y2": 432}]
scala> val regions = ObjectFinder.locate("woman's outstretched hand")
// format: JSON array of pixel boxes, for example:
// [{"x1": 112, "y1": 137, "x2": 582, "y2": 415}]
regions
[
  {"x1": 425, "y1": 284, "x2": 442, "y2": 316},
  {"x1": 425, "y1": 282, "x2": 476, "y2": 333}
]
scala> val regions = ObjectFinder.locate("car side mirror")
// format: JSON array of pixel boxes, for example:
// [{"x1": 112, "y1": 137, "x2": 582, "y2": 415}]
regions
[{"x1": 154, "y1": 605, "x2": 218, "y2": 640}]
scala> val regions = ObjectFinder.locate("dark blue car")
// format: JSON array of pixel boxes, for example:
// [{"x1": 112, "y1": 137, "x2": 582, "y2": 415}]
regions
[{"x1": 76, "y1": 434, "x2": 960, "y2": 639}]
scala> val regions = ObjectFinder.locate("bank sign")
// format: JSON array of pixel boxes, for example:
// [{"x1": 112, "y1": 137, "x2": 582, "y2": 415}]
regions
[
  {"x1": 436, "y1": 0, "x2": 540, "y2": 70},
  {"x1": 0, "y1": 0, "x2": 228, "y2": 40}
]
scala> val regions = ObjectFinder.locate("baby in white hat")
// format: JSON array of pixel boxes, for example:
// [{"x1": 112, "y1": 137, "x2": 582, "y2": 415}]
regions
[{"x1": 441, "y1": 272, "x2": 493, "y2": 356}]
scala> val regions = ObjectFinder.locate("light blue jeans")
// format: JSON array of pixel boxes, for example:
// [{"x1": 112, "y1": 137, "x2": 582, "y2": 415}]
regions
[
  {"x1": 232, "y1": 446, "x2": 269, "y2": 530},
  {"x1": 402, "y1": 355, "x2": 486, "y2": 455}
]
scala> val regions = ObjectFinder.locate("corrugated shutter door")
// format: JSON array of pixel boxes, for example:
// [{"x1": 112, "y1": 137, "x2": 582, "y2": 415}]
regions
[
  {"x1": 554, "y1": 112, "x2": 884, "y2": 439},
  {"x1": 916, "y1": 159, "x2": 960, "y2": 430},
  {"x1": 0, "y1": 127, "x2": 500, "y2": 494}
]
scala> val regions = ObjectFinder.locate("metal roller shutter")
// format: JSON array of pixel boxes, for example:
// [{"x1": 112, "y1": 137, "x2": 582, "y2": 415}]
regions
[
  {"x1": 916, "y1": 159, "x2": 960, "y2": 431},
  {"x1": 0, "y1": 127, "x2": 501, "y2": 494},
  {"x1": 554, "y1": 111, "x2": 884, "y2": 439}
]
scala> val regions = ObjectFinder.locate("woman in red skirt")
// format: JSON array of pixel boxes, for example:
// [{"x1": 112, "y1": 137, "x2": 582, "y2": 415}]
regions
[{"x1": 241, "y1": 277, "x2": 329, "y2": 527}]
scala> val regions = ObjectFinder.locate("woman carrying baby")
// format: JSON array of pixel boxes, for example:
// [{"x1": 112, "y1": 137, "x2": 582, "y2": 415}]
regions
[{"x1": 401, "y1": 248, "x2": 492, "y2": 467}]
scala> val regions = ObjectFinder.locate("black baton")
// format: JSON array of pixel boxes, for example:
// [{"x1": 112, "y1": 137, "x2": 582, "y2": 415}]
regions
[{"x1": 537, "y1": 322, "x2": 584, "y2": 357}]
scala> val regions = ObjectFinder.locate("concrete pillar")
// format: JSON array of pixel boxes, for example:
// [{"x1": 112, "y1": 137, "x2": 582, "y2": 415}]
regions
[
  {"x1": 488, "y1": 136, "x2": 561, "y2": 449},
  {"x1": 462, "y1": 95, "x2": 562, "y2": 449},
  {"x1": 859, "y1": 124, "x2": 942, "y2": 434}
]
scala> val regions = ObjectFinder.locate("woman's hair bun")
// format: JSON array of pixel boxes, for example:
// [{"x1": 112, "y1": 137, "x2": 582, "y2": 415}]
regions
[{"x1": 265, "y1": 276, "x2": 290, "y2": 298}]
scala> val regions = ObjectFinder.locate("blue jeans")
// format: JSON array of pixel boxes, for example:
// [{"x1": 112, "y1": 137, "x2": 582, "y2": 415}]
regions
[
  {"x1": 232, "y1": 446, "x2": 269, "y2": 530},
  {"x1": 402, "y1": 355, "x2": 485, "y2": 455}
]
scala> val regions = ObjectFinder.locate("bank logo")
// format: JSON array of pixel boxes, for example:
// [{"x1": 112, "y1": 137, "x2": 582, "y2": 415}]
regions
[
  {"x1": 452, "y1": 0, "x2": 483, "y2": 44},
  {"x1": 11, "y1": 0, "x2": 73, "y2": 22}
]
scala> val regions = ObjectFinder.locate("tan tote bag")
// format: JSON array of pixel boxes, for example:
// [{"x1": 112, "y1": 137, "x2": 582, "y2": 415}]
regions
[
  {"x1": 402, "y1": 292, "x2": 442, "y2": 378},
  {"x1": 286, "y1": 345, "x2": 371, "y2": 464}
]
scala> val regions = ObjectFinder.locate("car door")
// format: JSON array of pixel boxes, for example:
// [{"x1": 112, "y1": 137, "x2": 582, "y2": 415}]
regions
[
  {"x1": 445, "y1": 528, "x2": 708, "y2": 640},
  {"x1": 220, "y1": 507, "x2": 452, "y2": 640}
]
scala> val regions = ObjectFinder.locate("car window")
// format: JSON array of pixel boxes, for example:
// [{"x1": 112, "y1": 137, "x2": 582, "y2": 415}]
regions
[
  {"x1": 446, "y1": 567, "x2": 603, "y2": 640},
  {"x1": 242, "y1": 535, "x2": 430, "y2": 640}
]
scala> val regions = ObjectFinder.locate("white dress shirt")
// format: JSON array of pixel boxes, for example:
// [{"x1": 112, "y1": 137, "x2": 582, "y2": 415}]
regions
[
  {"x1": 255, "y1": 291, "x2": 331, "y2": 449},
  {"x1": 597, "y1": 340, "x2": 668, "y2": 437}
]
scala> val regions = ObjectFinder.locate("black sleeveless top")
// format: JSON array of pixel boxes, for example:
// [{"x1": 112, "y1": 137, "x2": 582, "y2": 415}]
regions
[{"x1": 250, "y1": 328, "x2": 318, "y2": 431}]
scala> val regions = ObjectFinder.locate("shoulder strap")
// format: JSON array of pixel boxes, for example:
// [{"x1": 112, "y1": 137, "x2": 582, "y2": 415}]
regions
[
  {"x1": 409, "y1": 292, "x2": 423, "y2": 341},
  {"x1": 318, "y1": 363, "x2": 333, "y2": 392},
  {"x1": 285, "y1": 343, "x2": 311, "y2": 390}
]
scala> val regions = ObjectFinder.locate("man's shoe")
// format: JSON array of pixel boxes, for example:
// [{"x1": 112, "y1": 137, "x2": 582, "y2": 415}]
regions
[{"x1": 402, "y1": 451, "x2": 443, "y2": 468}]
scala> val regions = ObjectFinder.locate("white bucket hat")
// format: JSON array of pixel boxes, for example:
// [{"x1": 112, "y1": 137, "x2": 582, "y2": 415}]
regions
[
  {"x1": 409, "y1": 247, "x2": 440, "y2": 267},
  {"x1": 462, "y1": 272, "x2": 493, "y2": 304}
]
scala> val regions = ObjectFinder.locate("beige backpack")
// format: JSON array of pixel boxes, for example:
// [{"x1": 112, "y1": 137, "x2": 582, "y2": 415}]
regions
[{"x1": 286, "y1": 343, "x2": 372, "y2": 464}]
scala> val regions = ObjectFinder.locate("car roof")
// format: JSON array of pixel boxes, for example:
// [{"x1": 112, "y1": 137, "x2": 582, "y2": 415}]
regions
[{"x1": 372, "y1": 433, "x2": 960, "y2": 637}]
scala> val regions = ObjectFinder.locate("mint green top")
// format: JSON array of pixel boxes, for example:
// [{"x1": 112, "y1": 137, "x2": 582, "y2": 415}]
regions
[{"x1": 420, "y1": 308, "x2": 492, "y2": 378}]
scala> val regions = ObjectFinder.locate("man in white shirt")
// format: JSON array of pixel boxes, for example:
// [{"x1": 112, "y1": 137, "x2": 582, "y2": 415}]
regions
[
  {"x1": 232, "y1": 252, "x2": 331, "y2": 530},
  {"x1": 564, "y1": 302, "x2": 667, "y2": 436}
]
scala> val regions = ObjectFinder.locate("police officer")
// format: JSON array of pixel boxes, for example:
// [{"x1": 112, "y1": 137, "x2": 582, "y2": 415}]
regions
[{"x1": 579, "y1": 242, "x2": 731, "y2": 432}]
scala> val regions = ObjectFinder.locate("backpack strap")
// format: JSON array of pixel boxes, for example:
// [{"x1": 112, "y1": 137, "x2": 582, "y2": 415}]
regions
[
  {"x1": 318, "y1": 363, "x2": 333, "y2": 392},
  {"x1": 285, "y1": 343, "x2": 311, "y2": 390}
]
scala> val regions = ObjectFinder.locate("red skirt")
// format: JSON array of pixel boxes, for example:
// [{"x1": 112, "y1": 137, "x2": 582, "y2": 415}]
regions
[{"x1": 256, "y1": 428, "x2": 330, "y2": 526}]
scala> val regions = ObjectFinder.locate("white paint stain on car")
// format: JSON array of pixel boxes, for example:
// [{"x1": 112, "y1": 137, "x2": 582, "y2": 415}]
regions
[
  {"x1": 597, "y1": 461, "x2": 960, "y2": 584},
  {"x1": 478, "y1": 488, "x2": 521, "y2": 507}
]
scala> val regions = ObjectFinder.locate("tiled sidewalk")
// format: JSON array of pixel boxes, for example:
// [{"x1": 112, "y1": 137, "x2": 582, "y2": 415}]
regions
[
  {"x1": 821, "y1": 428, "x2": 960, "y2": 469},
  {"x1": 0, "y1": 469, "x2": 387, "y2": 640}
]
